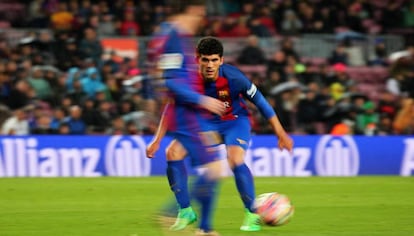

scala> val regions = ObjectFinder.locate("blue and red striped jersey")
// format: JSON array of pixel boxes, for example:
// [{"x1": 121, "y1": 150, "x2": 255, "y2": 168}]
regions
[
  {"x1": 148, "y1": 22, "x2": 210, "y2": 134},
  {"x1": 203, "y1": 64, "x2": 276, "y2": 123}
]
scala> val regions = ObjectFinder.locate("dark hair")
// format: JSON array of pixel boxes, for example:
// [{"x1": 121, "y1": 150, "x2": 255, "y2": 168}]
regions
[{"x1": 196, "y1": 37, "x2": 224, "y2": 57}]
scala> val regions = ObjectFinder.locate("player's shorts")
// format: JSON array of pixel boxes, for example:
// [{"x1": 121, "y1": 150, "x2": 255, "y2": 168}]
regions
[
  {"x1": 218, "y1": 117, "x2": 251, "y2": 150},
  {"x1": 170, "y1": 106, "x2": 222, "y2": 167},
  {"x1": 174, "y1": 131, "x2": 222, "y2": 167}
]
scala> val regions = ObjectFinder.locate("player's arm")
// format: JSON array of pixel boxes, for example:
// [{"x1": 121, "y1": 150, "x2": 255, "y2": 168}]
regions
[
  {"x1": 268, "y1": 116, "x2": 294, "y2": 152},
  {"x1": 239, "y1": 73, "x2": 294, "y2": 152},
  {"x1": 146, "y1": 102, "x2": 170, "y2": 158}
]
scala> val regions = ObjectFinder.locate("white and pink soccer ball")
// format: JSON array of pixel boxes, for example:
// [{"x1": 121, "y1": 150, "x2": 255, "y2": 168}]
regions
[{"x1": 253, "y1": 192, "x2": 295, "y2": 226}]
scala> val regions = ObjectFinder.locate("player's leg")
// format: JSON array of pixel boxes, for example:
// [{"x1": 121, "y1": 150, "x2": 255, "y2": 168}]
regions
[
  {"x1": 192, "y1": 159, "x2": 222, "y2": 235},
  {"x1": 180, "y1": 132, "x2": 223, "y2": 235},
  {"x1": 223, "y1": 119, "x2": 261, "y2": 231},
  {"x1": 165, "y1": 139, "x2": 197, "y2": 230},
  {"x1": 227, "y1": 145, "x2": 261, "y2": 231}
]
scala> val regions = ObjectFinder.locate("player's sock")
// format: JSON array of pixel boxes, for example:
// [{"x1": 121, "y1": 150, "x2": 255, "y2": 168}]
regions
[
  {"x1": 192, "y1": 174, "x2": 219, "y2": 232},
  {"x1": 167, "y1": 160, "x2": 190, "y2": 209},
  {"x1": 233, "y1": 163, "x2": 255, "y2": 212}
]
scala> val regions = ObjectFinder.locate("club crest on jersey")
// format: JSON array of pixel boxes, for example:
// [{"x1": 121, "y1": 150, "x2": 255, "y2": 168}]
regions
[{"x1": 218, "y1": 90, "x2": 229, "y2": 98}]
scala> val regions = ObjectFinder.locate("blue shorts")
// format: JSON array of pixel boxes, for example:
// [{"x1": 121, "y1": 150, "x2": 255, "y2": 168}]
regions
[
  {"x1": 168, "y1": 105, "x2": 222, "y2": 167},
  {"x1": 217, "y1": 117, "x2": 251, "y2": 150},
  {"x1": 174, "y1": 131, "x2": 222, "y2": 167}
]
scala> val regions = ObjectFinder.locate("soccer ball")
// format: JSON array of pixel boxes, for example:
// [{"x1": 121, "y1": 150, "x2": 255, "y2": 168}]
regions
[{"x1": 253, "y1": 192, "x2": 294, "y2": 226}]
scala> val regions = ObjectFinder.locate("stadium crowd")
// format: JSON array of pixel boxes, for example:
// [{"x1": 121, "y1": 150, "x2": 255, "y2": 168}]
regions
[{"x1": 0, "y1": 0, "x2": 413, "y2": 136}]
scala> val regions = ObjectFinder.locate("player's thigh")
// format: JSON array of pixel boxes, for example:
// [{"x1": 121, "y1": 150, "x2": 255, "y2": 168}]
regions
[
  {"x1": 166, "y1": 139, "x2": 187, "y2": 161},
  {"x1": 222, "y1": 118, "x2": 250, "y2": 167},
  {"x1": 175, "y1": 133, "x2": 222, "y2": 167},
  {"x1": 222, "y1": 118, "x2": 251, "y2": 150}
]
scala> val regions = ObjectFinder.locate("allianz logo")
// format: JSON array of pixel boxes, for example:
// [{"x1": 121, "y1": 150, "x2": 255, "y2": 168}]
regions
[
  {"x1": 105, "y1": 136, "x2": 150, "y2": 177},
  {"x1": 315, "y1": 136, "x2": 359, "y2": 176},
  {"x1": 244, "y1": 135, "x2": 359, "y2": 177},
  {"x1": 0, "y1": 136, "x2": 150, "y2": 177}
]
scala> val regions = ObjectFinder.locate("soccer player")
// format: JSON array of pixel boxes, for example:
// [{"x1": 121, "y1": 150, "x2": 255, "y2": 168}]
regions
[
  {"x1": 147, "y1": 2, "x2": 226, "y2": 236},
  {"x1": 147, "y1": 37, "x2": 294, "y2": 232}
]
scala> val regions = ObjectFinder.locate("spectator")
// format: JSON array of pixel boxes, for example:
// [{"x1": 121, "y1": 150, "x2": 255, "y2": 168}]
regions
[
  {"x1": 381, "y1": 1, "x2": 404, "y2": 30},
  {"x1": 403, "y1": 2, "x2": 414, "y2": 28},
  {"x1": 237, "y1": 35, "x2": 267, "y2": 65},
  {"x1": 64, "y1": 105, "x2": 86, "y2": 134},
  {"x1": 61, "y1": 37, "x2": 83, "y2": 70},
  {"x1": 393, "y1": 98, "x2": 414, "y2": 134},
  {"x1": 261, "y1": 70, "x2": 283, "y2": 97},
  {"x1": 344, "y1": 2, "x2": 364, "y2": 33},
  {"x1": 78, "y1": 27, "x2": 102, "y2": 65},
  {"x1": 119, "y1": 11, "x2": 140, "y2": 36},
  {"x1": 356, "y1": 100, "x2": 379, "y2": 135},
  {"x1": 107, "y1": 115, "x2": 126, "y2": 135},
  {"x1": 280, "y1": 37, "x2": 300, "y2": 62},
  {"x1": 296, "y1": 88, "x2": 320, "y2": 134},
  {"x1": 80, "y1": 67, "x2": 106, "y2": 98},
  {"x1": 33, "y1": 30, "x2": 55, "y2": 63},
  {"x1": 377, "y1": 90, "x2": 398, "y2": 118},
  {"x1": 49, "y1": 106, "x2": 66, "y2": 131},
  {"x1": 97, "y1": 12, "x2": 116, "y2": 36},
  {"x1": 126, "y1": 119, "x2": 139, "y2": 134},
  {"x1": 95, "y1": 100, "x2": 116, "y2": 129},
  {"x1": 281, "y1": 9, "x2": 303, "y2": 35},
  {"x1": 329, "y1": 44, "x2": 349, "y2": 65},
  {"x1": 1, "y1": 108, "x2": 30, "y2": 135},
  {"x1": 368, "y1": 39, "x2": 389, "y2": 67},
  {"x1": 0, "y1": 70, "x2": 12, "y2": 105},
  {"x1": 6, "y1": 79, "x2": 34, "y2": 110},
  {"x1": 27, "y1": 0, "x2": 49, "y2": 28},
  {"x1": 207, "y1": 0, "x2": 225, "y2": 16},
  {"x1": 53, "y1": 31, "x2": 73, "y2": 70},
  {"x1": 31, "y1": 113, "x2": 55, "y2": 134},
  {"x1": 80, "y1": 97, "x2": 98, "y2": 127},
  {"x1": 298, "y1": 2, "x2": 321, "y2": 33},
  {"x1": 267, "y1": 50, "x2": 287, "y2": 78},
  {"x1": 28, "y1": 67, "x2": 52, "y2": 100},
  {"x1": 330, "y1": 119, "x2": 355, "y2": 135},
  {"x1": 50, "y1": 2, "x2": 74, "y2": 31},
  {"x1": 377, "y1": 113, "x2": 394, "y2": 135},
  {"x1": 57, "y1": 122, "x2": 70, "y2": 134},
  {"x1": 385, "y1": 73, "x2": 405, "y2": 97},
  {"x1": 230, "y1": 16, "x2": 251, "y2": 37},
  {"x1": 248, "y1": 17, "x2": 272, "y2": 37},
  {"x1": 318, "y1": 7, "x2": 335, "y2": 33}
]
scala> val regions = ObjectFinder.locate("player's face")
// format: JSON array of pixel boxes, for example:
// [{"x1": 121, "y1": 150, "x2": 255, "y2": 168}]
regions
[{"x1": 198, "y1": 54, "x2": 223, "y2": 81}]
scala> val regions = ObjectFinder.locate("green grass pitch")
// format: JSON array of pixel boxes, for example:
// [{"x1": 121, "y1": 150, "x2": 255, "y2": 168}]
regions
[{"x1": 0, "y1": 177, "x2": 413, "y2": 236}]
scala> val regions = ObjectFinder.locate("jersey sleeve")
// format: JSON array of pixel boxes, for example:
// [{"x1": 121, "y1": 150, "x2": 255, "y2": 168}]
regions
[
  {"x1": 227, "y1": 65, "x2": 276, "y2": 119},
  {"x1": 156, "y1": 30, "x2": 202, "y2": 105}
]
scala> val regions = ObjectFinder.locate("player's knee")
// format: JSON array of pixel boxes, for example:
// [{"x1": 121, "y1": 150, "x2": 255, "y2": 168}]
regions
[
  {"x1": 165, "y1": 146, "x2": 181, "y2": 161},
  {"x1": 204, "y1": 160, "x2": 224, "y2": 180},
  {"x1": 227, "y1": 156, "x2": 245, "y2": 169}
]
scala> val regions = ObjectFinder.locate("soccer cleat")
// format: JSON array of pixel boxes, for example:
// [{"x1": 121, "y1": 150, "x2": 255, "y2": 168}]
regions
[
  {"x1": 240, "y1": 208, "x2": 262, "y2": 231},
  {"x1": 170, "y1": 206, "x2": 197, "y2": 231},
  {"x1": 195, "y1": 229, "x2": 220, "y2": 236}
]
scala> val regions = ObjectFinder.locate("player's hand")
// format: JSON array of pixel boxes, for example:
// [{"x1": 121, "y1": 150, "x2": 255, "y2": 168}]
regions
[
  {"x1": 200, "y1": 96, "x2": 226, "y2": 116},
  {"x1": 278, "y1": 133, "x2": 294, "y2": 153},
  {"x1": 146, "y1": 140, "x2": 160, "y2": 158}
]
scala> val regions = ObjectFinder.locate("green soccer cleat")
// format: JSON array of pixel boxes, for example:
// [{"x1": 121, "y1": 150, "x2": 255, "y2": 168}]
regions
[
  {"x1": 170, "y1": 206, "x2": 198, "y2": 231},
  {"x1": 240, "y1": 208, "x2": 262, "y2": 231}
]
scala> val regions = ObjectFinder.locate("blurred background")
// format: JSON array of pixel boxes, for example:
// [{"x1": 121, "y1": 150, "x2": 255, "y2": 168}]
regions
[{"x1": 0, "y1": 0, "x2": 413, "y2": 136}]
